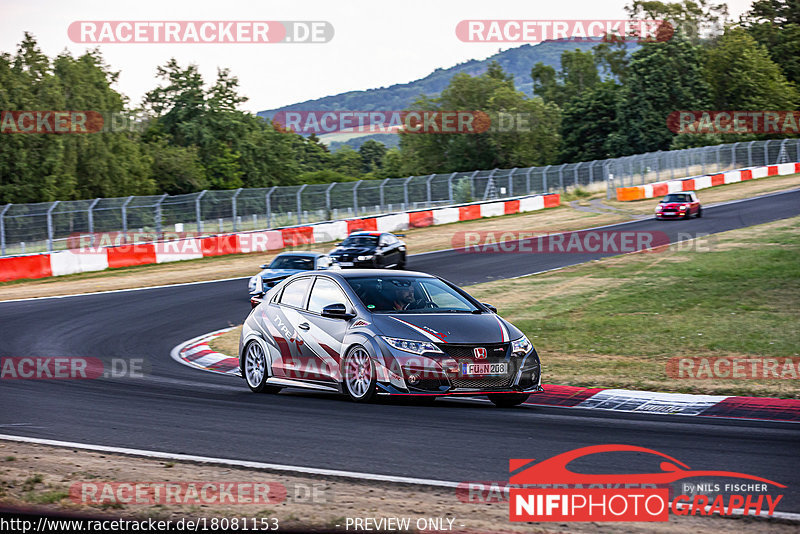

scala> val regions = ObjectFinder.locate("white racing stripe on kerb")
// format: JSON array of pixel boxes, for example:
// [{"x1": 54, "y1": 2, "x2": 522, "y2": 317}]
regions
[
  {"x1": 170, "y1": 328, "x2": 237, "y2": 376},
  {"x1": 0, "y1": 434, "x2": 459, "y2": 488},
  {"x1": 578, "y1": 390, "x2": 730, "y2": 415},
  {"x1": 1, "y1": 433, "x2": 799, "y2": 520}
]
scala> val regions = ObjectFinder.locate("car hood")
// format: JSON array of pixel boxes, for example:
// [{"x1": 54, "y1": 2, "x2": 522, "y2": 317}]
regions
[
  {"x1": 371, "y1": 313, "x2": 521, "y2": 344},
  {"x1": 660, "y1": 202, "x2": 688, "y2": 209},
  {"x1": 331, "y1": 246, "x2": 374, "y2": 256},
  {"x1": 258, "y1": 268, "x2": 302, "y2": 279}
]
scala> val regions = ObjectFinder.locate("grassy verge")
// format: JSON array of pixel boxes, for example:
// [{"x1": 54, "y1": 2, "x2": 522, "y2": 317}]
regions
[{"x1": 469, "y1": 216, "x2": 800, "y2": 398}]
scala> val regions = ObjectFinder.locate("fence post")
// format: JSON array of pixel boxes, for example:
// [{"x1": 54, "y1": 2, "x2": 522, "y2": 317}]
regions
[
  {"x1": 230, "y1": 188, "x2": 242, "y2": 231},
  {"x1": 543, "y1": 165, "x2": 551, "y2": 193},
  {"x1": 0, "y1": 204, "x2": 11, "y2": 256},
  {"x1": 747, "y1": 140, "x2": 755, "y2": 166},
  {"x1": 403, "y1": 176, "x2": 414, "y2": 209},
  {"x1": 379, "y1": 178, "x2": 390, "y2": 209},
  {"x1": 469, "y1": 170, "x2": 479, "y2": 199},
  {"x1": 508, "y1": 168, "x2": 517, "y2": 197},
  {"x1": 525, "y1": 167, "x2": 533, "y2": 193},
  {"x1": 196, "y1": 190, "x2": 206, "y2": 233},
  {"x1": 87, "y1": 198, "x2": 100, "y2": 246},
  {"x1": 558, "y1": 165, "x2": 565, "y2": 191},
  {"x1": 154, "y1": 194, "x2": 167, "y2": 239},
  {"x1": 325, "y1": 182, "x2": 337, "y2": 220},
  {"x1": 447, "y1": 172, "x2": 458, "y2": 202},
  {"x1": 46, "y1": 201, "x2": 59, "y2": 252},
  {"x1": 730, "y1": 142, "x2": 738, "y2": 170},
  {"x1": 121, "y1": 196, "x2": 133, "y2": 241},
  {"x1": 426, "y1": 174, "x2": 435, "y2": 206},
  {"x1": 265, "y1": 186, "x2": 276, "y2": 227},
  {"x1": 353, "y1": 180, "x2": 362, "y2": 215},
  {"x1": 483, "y1": 169, "x2": 498, "y2": 200},
  {"x1": 779, "y1": 138, "x2": 789, "y2": 162},
  {"x1": 574, "y1": 163, "x2": 582, "y2": 188},
  {"x1": 295, "y1": 185, "x2": 307, "y2": 225},
  {"x1": 763, "y1": 141, "x2": 770, "y2": 164}
]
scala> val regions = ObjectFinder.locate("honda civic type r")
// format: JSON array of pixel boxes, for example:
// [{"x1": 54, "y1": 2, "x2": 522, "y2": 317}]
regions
[{"x1": 238, "y1": 270, "x2": 543, "y2": 406}]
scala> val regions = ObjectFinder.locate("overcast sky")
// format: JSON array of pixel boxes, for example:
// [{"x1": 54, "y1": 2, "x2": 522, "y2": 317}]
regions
[{"x1": 1, "y1": 0, "x2": 756, "y2": 114}]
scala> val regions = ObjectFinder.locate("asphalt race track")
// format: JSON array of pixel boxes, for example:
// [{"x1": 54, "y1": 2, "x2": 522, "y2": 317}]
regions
[{"x1": 1, "y1": 189, "x2": 799, "y2": 511}]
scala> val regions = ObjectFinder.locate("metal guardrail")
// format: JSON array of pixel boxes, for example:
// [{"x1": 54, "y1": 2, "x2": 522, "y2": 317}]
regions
[{"x1": 1, "y1": 139, "x2": 798, "y2": 256}]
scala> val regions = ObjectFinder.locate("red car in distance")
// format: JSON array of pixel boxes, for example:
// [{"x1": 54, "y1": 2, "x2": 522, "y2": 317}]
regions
[{"x1": 655, "y1": 192, "x2": 702, "y2": 219}]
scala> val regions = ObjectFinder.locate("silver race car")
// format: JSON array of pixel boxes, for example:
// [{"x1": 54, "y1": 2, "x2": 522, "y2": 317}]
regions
[{"x1": 239, "y1": 270, "x2": 542, "y2": 407}]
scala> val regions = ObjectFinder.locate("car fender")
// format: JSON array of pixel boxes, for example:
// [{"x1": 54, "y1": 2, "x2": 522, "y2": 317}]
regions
[{"x1": 339, "y1": 331, "x2": 404, "y2": 388}]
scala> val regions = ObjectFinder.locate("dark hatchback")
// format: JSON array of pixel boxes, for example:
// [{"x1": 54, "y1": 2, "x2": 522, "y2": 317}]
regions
[{"x1": 329, "y1": 231, "x2": 407, "y2": 269}]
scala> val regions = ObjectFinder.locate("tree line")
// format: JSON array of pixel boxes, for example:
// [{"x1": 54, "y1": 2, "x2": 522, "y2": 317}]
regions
[{"x1": 0, "y1": 0, "x2": 797, "y2": 204}]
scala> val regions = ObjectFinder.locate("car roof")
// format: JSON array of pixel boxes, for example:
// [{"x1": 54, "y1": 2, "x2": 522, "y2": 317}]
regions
[
  {"x1": 274, "y1": 251, "x2": 325, "y2": 258},
  {"x1": 330, "y1": 269, "x2": 433, "y2": 279},
  {"x1": 348, "y1": 231, "x2": 383, "y2": 237}
]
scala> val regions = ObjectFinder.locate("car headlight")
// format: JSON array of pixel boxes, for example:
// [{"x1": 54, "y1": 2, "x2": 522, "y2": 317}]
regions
[
  {"x1": 656, "y1": 205, "x2": 663, "y2": 211},
  {"x1": 382, "y1": 336, "x2": 443, "y2": 355},
  {"x1": 679, "y1": 205, "x2": 688, "y2": 210},
  {"x1": 357, "y1": 255, "x2": 374, "y2": 261},
  {"x1": 248, "y1": 277, "x2": 257, "y2": 291},
  {"x1": 511, "y1": 335, "x2": 532, "y2": 355}
]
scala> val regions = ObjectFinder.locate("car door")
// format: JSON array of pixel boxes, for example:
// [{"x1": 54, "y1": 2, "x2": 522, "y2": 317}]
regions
[
  {"x1": 265, "y1": 276, "x2": 312, "y2": 379},
  {"x1": 379, "y1": 234, "x2": 399, "y2": 267},
  {"x1": 299, "y1": 276, "x2": 354, "y2": 382},
  {"x1": 690, "y1": 193, "x2": 700, "y2": 214}
]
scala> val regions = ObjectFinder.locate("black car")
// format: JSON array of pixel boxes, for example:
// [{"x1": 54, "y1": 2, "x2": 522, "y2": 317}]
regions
[
  {"x1": 329, "y1": 231, "x2": 406, "y2": 269},
  {"x1": 239, "y1": 270, "x2": 542, "y2": 406}
]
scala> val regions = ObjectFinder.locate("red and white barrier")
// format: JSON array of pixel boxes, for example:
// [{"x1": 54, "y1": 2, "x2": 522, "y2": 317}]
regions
[
  {"x1": 616, "y1": 162, "x2": 800, "y2": 201},
  {"x1": 0, "y1": 192, "x2": 560, "y2": 282}
]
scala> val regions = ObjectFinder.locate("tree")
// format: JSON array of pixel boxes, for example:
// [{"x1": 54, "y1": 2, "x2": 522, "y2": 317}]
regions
[
  {"x1": 704, "y1": 27, "x2": 798, "y2": 110},
  {"x1": 559, "y1": 82, "x2": 622, "y2": 162},
  {"x1": 532, "y1": 49, "x2": 600, "y2": 106},
  {"x1": 358, "y1": 139, "x2": 387, "y2": 173},
  {"x1": 606, "y1": 37, "x2": 711, "y2": 156},
  {"x1": 625, "y1": 0, "x2": 729, "y2": 44},
  {"x1": 741, "y1": 0, "x2": 800, "y2": 85},
  {"x1": 331, "y1": 146, "x2": 363, "y2": 177}
]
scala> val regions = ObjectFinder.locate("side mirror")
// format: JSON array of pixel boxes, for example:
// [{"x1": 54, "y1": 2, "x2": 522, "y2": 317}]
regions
[
  {"x1": 321, "y1": 303, "x2": 356, "y2": 320},
  {"x1": 259, "y1": 264, "x2": 268, "y2": 269},
  {"x1": 249, "y1": 276, "x2": 265, "y2": 296},
  {"x1": 481, "y1": 302, "x2": 498, "y2": 314}
]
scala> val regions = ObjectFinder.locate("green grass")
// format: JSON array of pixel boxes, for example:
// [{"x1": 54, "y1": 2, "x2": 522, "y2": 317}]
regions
[{"x1": 469, "y1": 217, "x2": 800, "y2": 397}]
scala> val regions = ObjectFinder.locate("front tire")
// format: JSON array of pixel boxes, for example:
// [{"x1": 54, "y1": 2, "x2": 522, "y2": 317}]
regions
[
  {"x1": 342, "y1": 345, "x2": 377, "y2": 402},
  {"x1": 696, "y1": 207, "x2": 703, "y2": 218},
  {"x1": 243, "y1": 341, "x2": 282, "y2": 394},
  {"x1": 488, "y1": 393, "x2": 530, "y2": 408}
]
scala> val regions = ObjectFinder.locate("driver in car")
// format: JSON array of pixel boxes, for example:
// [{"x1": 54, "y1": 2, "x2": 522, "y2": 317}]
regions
[{"x1": 392, "y1": 283, "x2": 416, "y2": 310}]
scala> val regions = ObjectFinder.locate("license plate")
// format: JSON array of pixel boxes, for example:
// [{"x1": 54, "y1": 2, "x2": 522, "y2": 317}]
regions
[
  {"x1": 462, "y1": 362, "x2": 508, "y2": 376},
  {"x1": 663, "y1": 211, "x2": 675, "y2": 215},
  {"x1": 338, "y1": 262, "x2": 354, "y2": 266}
]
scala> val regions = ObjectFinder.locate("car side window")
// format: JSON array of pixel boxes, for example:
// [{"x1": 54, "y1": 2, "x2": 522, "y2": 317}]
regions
[
  {"x1": 278, "y1": 277, "x2": 311, "y2": 308},
  {"x1": 308, "y1": 277, "x2": 349, "y2": 314},
  {"x1": 386, "y1": 234, "x2": 398, "y2": 245},
  {"x1": 378, "y1": 235, "x2": 388, "y2": 246}
]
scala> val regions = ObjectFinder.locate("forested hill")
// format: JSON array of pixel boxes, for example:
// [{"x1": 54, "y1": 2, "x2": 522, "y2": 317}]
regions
[{"x1": 258, "y1": 40, "x2": 602, "y2": 117}]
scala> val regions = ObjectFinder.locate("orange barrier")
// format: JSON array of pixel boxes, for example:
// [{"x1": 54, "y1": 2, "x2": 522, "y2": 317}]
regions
[
  {"x1": 543, "y1": 194, "x2": 560, "y2": 208},
  {"x1": 347, "y1": 218, "x2": 377, "y2": 233},
  {"x1": 504, "y1": 200, "x2": 520, "y2": 215},
  {"x1": 616, "y1": 187, "x2": 644, "y2": 201},
  {"x1": 0, "y1": 254, "x2": 52, "y2": 282},
  {"x1": 408, "y1": 210, "x2": 433, "y2": 228},
  {"x1": 682, "y1": 179, "x2": 695, "y2": 191},
  {"x1": 281, "y1": 226, "x2": 314, "y2": 247},
  {"x1": 458, "y1": 204, "x2": 481, "y2": 221},
  {"x1": 106, "y1": 244, "x2": 157, "y2": 269}
]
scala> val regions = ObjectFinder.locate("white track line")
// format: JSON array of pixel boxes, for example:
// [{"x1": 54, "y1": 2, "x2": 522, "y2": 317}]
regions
[
  {"x1": 1, "y1": 433, "x2": 798, "y2": 521},
  {"x1": 0, "y1": 434, "x2": 459, "y2": 488}
]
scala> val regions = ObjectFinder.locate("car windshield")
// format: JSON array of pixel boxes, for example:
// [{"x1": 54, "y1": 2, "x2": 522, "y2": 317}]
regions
[
  {"x1": 344, "y1": 275, "x2": 480, "y2": 313},
  {"x1": 662, "y1": 194, "x2": 691, "y2": 203},
  {"x1": 268, "y1": 256, "x2": 315, "y2": 270},
  {"x1": 341, "y1": 236, "x2": 378, "y2": 247}
]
